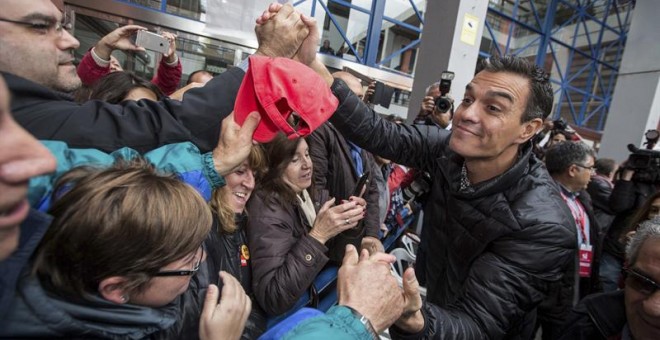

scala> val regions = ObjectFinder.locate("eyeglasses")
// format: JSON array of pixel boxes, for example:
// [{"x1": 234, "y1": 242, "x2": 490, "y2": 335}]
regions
[
  {"x1": 0, "y1": 17, "x2": 72, "y2": 36},
  {"x1": 574, "y1": 163, "x2": 595, "y2": 173},
  {"x1": 625, "y1": 267, "x2": 660, "y2": 295},
  {"x1": 153, "y1": 244, "x2": 205, "y2": 277}
]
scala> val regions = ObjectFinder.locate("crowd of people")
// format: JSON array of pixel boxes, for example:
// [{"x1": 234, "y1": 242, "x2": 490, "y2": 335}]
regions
[{"x1": 2, "y1": 1, "x2": 660, "y2": 339}]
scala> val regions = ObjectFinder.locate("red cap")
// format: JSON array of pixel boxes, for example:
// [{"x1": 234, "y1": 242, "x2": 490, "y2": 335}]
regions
[{"x1": 234, "y1": 55, "x2": 338, "y2": 143}]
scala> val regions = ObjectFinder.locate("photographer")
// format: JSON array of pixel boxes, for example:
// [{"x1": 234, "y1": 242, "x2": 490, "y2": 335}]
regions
[
  {"x1": 600, "y1": 130, "x2": 660, "y2": 292},
  {"x1": 413, "y1": 73, "x2": 455, "y2": 129}
]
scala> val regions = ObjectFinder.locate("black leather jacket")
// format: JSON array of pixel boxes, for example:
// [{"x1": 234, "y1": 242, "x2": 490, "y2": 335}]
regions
[{"x1": 329, "y1": 78, "x2": 577, "y2": 339}]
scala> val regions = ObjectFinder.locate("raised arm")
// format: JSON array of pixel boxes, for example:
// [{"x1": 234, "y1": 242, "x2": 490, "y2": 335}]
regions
[{"x1": 327, "y1": 75, "x2": 448, "y2": 172}]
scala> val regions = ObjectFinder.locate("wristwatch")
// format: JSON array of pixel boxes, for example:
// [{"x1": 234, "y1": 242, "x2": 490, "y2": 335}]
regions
[{"x1": 344, "y1": 305, "x2": 380, "y2": 339}]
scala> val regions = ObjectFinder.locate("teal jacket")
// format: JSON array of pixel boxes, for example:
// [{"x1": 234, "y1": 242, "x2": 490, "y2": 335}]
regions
[
  {"x1": 283, "y1": 306, "x2": 375, "y2": 340},
  {"x1": 29, "y1": 141, "x2": 225, "y2": 210}
]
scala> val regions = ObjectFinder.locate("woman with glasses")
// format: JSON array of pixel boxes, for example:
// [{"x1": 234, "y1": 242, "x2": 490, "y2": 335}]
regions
[
  {"x1": 246, "y1": 134, "x2": 367, "y2": 316},
  {"x1": 205, "y1": 146, "x2": 268, "y2": 338},
  {"x1": 0, "y1": 160, "x2": 250, "y2": 339}
]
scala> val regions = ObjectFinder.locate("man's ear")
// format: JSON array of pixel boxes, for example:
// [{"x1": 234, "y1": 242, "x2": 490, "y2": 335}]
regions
[
  {"x1": 99, "y1": 276, "x2": 130, "y2": 304},
  {"x1": 516, "y1": 118, "x2": 543, "y2": 143}
]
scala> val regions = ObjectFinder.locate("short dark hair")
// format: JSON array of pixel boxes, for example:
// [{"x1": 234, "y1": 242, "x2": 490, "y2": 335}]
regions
[
  {"x1": 594, "y1": 158, "x2": 617, "y2": 176},
  {"x1": 544, "y1": 141, "x2": 595, "y2": 175},
  {"x1": 88, "y1": 71, "x2": 164, "y2": 104},
  {"x1": 477, "y1": 55, "x2": 553, "y2": 122}
]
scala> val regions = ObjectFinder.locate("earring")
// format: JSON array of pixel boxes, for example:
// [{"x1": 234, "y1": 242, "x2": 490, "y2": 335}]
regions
[{"x1": 121, "y1": 295, "x2": 128, "y2": 303}]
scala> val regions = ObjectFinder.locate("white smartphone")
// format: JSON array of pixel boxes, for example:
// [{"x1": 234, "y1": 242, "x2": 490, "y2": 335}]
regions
[{"x1": 135, "y1": 30, "x2": 169, "y2": 54}]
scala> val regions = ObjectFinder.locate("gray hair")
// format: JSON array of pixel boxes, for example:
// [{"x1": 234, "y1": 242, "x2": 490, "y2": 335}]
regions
[
  {"x1": 625, "y1": 216, "x2": 660, "y2": 266},
  {"x1": 425, "y1": 82, "x2": 440, "y2": 95}
]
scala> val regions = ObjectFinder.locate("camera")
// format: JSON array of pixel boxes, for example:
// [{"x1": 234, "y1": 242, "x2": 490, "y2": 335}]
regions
[
  {"x1": 553, "y1": 118, "x2": 569, "y2": 131},
  {"x1": 364, "y1": 81, "x2": 395, "y2": 108},
  {"x1": 434, "y1": 71, "x2": 455, "y2": 113},
  {"x1": 626, "y1": 130, "x2": 660, "y2": 184},
  {"x1": 401, "y1": 171, "x2": 432, "y2": 203}
]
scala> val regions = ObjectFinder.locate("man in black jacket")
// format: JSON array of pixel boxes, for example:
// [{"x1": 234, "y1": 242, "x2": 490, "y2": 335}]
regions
[
  {"x1": 308, "y1": 72, "x2": 384, "y2": 255},
  {"x1": 543, "y1": 141, "x2": 601, "y2": 339},
  {"x1": 302, "y1": 53, "x2": 577, "y2": 338},
  {"x1": 0, "y1": 0, "x2": 309, "y2": 154}
]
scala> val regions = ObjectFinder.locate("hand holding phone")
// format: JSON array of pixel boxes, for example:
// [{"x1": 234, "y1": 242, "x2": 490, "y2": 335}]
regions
[
  {"x1": 135, "y1": 30, "x2": 169, "y2": 54},
  {"x1": 351, "y1": 171, "x2": 371, "y2": 199}
]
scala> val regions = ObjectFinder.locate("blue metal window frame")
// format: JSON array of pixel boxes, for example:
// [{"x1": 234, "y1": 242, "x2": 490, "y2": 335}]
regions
[
  {"x1": 295, "y1": 0, "x2": 425, "y2": 69},
  {"x1": 483, "y1": 0, "x2": 633, "y2": 133},
  {"x1": 111, "y1": 0, "x2": 425, "y2": 71}
]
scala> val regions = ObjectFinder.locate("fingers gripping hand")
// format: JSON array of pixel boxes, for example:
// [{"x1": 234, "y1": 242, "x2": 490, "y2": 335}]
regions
[
  {"x1": 255, "y1": 4, "x2": 308, "y2": 58},
  {"x1": 338, "y1": 246, "x2": 405, "y2": 332},
  {"x1": 292, "y1": 14, "x2": 319, "y2": 65},
  {"x1": 393, "y1": 267, "x2": 425, "y2": 333}
]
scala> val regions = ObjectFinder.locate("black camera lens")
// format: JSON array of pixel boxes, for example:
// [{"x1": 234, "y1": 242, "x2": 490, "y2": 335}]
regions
[{"x1": 434, "y1": 96, "x2": 452, "y2": 113}]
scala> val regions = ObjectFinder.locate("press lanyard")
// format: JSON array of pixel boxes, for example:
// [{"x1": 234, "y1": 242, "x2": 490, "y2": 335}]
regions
[{"x1": 560, "y1": 192, "x2": 589, "y2": 246}]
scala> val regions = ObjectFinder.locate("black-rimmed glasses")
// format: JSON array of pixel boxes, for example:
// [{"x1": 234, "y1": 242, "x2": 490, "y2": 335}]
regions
[
  {"x1": 625, "y1": 267, "x2": 660, "y2": 295},
  {"x1": 0, "y1": 17, "x2": 72, "y2": 36},
  {"x1": 574, "y1": 163, "x2": 595, "y2": 173},
  {"x1": 153, "y1": 245, "x2": 205, "y2": 277}
]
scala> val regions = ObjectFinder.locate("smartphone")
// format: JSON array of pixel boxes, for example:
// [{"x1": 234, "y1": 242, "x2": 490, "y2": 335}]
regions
[
  {"x1": 351, "y1": 171, "x2": 371, "y2": 198},
  {"x1": 135, "y1": 30, "x2": 169, "y2": 54}
]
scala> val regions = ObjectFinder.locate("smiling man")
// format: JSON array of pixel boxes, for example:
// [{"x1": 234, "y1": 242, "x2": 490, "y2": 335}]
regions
[
  {"x1": 559, "y1": 218, "x2": 660, "y2": 340},
  {"x1": 308, "y1": 54, "x2": 577, "y2": 338}
]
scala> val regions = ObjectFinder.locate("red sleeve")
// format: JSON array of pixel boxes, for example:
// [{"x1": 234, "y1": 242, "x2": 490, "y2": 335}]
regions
[
  {"x1": 388, "y1": 165, "x2": 413, "y2": 192},
  {"x1": 152, "y1": 58, "x2": 182, "y2": 95},
  {"x1": 76, "y1": 50, "x2": 110, "y2": 86}
]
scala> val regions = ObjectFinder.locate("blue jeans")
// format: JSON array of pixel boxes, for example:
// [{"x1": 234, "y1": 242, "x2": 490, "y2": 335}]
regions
[{"x1": 599, "y1": 252, "x2": 623, "y2": 292}]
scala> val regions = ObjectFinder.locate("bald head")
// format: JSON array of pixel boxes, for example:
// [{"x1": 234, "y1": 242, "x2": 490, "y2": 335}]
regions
[{"x1": 332, "y1": 72, "x2": 364, "y2": 98}]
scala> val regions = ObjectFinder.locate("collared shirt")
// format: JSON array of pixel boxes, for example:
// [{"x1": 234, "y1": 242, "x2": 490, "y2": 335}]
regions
[
  {"x1": 558, "y1": 184, "x2": 591, "y2": 245},
  {"x1": 459, "y1": 162, "x2": 474, "y2": 193}
]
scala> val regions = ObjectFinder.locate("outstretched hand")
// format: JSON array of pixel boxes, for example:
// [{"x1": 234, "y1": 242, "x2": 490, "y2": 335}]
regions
[
  {"x1": 338, "y1": 245, "x2": 404, "y2": 333},
  {"x1": 393, "y1": 267, "x2": 425, "y2": 333}
]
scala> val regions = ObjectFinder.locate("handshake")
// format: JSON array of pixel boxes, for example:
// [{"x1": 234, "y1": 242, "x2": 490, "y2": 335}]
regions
[{"x1": 336, "y1": 244, "x2": 425, "y2": 335}]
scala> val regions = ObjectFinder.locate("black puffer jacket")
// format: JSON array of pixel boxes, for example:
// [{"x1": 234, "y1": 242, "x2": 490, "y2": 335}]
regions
[{"x1": 329, "y1": 79, "x2": 577, "y2": 339}]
